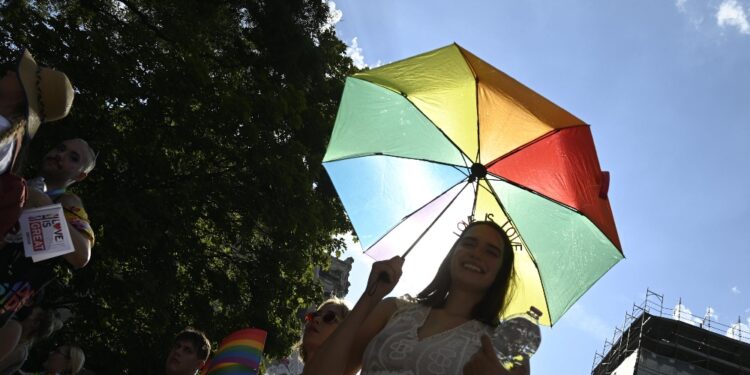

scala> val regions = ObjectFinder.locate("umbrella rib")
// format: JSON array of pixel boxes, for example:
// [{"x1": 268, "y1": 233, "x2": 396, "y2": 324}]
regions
[
  {"x1": 394, "y1": 93, "x2": 474, "y2": 166},
  {"x1": 483, "y1": 125, "x2": 588, "y2": 170},
  {"x1": 455, "y1": 45, "x2": 482, "y2": 164},
  {"x1": 401, "y1": 181, "x2": 472, "y2": 259},
  {"x1": 325, "y1": 153, "x2": 471, "y2": 173},
  {"x1": 487, "y1": 171, "x2": 622, "y2": 254},
  {"x1": 484, "y1": 173, "x2": 579, "y2": 214},
  {"x1": 362, "y1": 179, "x2": 468, "y2": 257},
  {"x1": 482, "y1": 177, "x2": 555, "y2": 325}
]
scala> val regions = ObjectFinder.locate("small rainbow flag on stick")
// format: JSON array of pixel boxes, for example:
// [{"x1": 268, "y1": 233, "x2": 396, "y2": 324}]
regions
[{"x1": 203, "y1": 328, "x2": 267, "y2": 375}]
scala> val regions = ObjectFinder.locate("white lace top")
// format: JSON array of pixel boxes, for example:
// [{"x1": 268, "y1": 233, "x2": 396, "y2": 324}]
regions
[{"x1": 361, "y1": 300, "x2": 492, "y2": 375}]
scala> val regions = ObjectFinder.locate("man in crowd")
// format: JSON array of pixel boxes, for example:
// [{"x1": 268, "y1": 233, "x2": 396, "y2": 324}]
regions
[
  {"x1": 165, "y1": 328, "x2": 211, "y2": 375},
  {"x1": 30, "y1": 138, "x2": 97, "y2": 268}
]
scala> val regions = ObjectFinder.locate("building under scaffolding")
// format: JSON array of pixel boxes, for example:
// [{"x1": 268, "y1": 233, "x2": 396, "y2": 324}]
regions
[{"x1": 592, "y1": 290, "x2": 750, "y2": 375}]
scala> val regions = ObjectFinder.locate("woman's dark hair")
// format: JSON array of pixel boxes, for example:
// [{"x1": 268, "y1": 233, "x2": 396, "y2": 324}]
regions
[{"x1": 416, "y1": 220, "x2": 515, "y2": 325}]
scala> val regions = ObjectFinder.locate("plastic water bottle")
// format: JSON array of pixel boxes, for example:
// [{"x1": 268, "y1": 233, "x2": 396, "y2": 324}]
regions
[{"x1": 491, "y1": 306, "x2": 543, "y2": 369}]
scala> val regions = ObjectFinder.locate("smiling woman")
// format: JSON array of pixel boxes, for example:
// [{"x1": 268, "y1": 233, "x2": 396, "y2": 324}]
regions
[{"x1": 303, "y1": 220, "x2": 530, "y2": 375}]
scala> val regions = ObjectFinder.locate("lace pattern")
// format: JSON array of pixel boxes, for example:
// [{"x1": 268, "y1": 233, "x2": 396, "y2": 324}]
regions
[{"x1": 361, "y1": 300, "x2": 492, "y2": 375}]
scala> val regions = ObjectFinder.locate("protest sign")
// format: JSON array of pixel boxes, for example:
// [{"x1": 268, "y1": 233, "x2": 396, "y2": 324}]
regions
[{"x1": 18, "y1": 204, "x2": 74, "y2": 262}]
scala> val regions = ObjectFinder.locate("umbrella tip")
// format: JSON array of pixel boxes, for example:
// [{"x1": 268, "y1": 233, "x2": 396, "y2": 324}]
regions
[
  {"x1": 468, "y1": 163, "x2": 487, "y2": 183},
  {"x1": 599, "y1": 171, "x2": 610, "y2": 199}
]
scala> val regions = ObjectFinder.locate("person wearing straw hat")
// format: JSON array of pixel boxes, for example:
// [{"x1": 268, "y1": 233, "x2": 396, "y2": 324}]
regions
[
  {"x1": 0, "y1": 49, "x2": 74, "y2": 235},
  {"x1": 0, "y1": 48, "x2": 74, "y2": 170},
  {"x1": 0, "y1": 49, "x2": 74, "y2": 329}
]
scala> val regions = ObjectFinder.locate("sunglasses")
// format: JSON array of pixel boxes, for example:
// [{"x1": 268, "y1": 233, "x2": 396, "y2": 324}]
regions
[{"x1": 304, "y1": 310, "x2": 340, "y2": 324}]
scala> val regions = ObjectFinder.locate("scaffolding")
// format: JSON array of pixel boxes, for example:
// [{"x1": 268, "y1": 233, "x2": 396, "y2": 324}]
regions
[{"x1": 591, "y1": 289, "x2": 750, "y2": 375}]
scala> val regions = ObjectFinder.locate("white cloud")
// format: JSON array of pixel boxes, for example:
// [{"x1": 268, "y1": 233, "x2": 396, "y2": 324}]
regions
[
  {"x1": 676, "y1": 0, "x2": 688, "y2": 13},
  {"x1": 717, "y1": 0, "x2": 750, "y2": 34},
  {"x1": 726, "y1": 321, "x2": 750, "y2": 343},
  {"x1": 670, "y1": 306, "x2": 719, "y2": 327},
  {"x1": 566, "y1": 304, "x2": 612, "y2": 341},
  {"x1": 322, "y1": 1, "x2": 343, "y2": 31},
  {"x1": 704, "y1": 307, "x2": 719, "y2": 322},
  {"x1": 346, "y1": 37, "x2": 368, "y2": 69},
  {"x1": 673, "y1": 303, "x2": 704, "y2": 326},
  {"x1": 732, "y1": 286, "x2": 742, "y2": 294},
  {"x1": 673, "y1": 0, "x2": 705, "y2": 29}
]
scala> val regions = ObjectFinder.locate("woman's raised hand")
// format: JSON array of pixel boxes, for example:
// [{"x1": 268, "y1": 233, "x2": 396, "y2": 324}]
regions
[{"x1": 365, "y1": 256, "x2": 404, "y2": 300}]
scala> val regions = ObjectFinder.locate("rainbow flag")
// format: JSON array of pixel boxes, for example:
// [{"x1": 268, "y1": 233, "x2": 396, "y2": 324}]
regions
[{"x1": 204, "y1": 328, "x2": 267, "y2": 375}]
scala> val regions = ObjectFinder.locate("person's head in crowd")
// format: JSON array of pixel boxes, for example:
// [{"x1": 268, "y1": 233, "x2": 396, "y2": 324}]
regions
[
  {"x1": 300, "y1": 297, "x2": 350, "y2": 363},
  {"x1": 17, "y1": 306, "x2": 62, "y2": 343},
  {"x1": 39, "y1": 138, "x2": 96, "y2": 189},
  {"x1": 42, "y1": 345, "x2": 85, "y2": 374},
  {"x1": 416, "y1": 219, "x2": 516, "y2": 325},
  {"x1": 0, "y1": 49, "x2": 73, "y2": 137},
  {"x1": 165, "y1": 328, "x2": 211, "y2": 375}
]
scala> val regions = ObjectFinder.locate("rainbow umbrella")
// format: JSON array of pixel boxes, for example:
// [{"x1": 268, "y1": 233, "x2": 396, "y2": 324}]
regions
[
  {"x1": 204, "y1": 328, "x2": 267, "y2": 375},
  {"x1": 323, "y1": 44, "x2": 623, "y2": 326}
]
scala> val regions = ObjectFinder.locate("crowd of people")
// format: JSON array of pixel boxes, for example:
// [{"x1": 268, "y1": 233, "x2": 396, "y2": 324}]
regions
[
  {"x1": 0, "y1": 48, "x2": 532, "y2": 374},
  {"x1": 0, "y1": 49, "x2": 93, "y2": 374}
]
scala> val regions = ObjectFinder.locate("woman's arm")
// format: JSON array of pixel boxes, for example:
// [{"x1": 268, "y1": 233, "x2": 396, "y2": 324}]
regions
[{"x1": 303, "y1": 256, "x2": 403, "y2": 375}]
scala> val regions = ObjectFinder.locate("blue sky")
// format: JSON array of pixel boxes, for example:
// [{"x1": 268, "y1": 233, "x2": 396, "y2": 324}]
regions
[{"x1": 327, "y1": 0, "x2": 750, "y2": 373}]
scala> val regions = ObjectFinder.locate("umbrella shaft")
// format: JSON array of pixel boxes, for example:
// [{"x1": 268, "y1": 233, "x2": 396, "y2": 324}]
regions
[{"x1": 402, "y1": 182, "x2": 472, "y2": 258}]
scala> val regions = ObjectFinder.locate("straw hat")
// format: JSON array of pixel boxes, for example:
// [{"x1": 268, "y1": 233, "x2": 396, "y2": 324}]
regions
[{"x1": 16, "y1": 49, "x2": 74, "y2": 137}]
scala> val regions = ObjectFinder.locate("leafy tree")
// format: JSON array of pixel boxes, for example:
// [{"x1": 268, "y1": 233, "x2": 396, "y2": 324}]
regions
[{"x1": 0, "y1": 0, "x2": 354, "y2": 372}]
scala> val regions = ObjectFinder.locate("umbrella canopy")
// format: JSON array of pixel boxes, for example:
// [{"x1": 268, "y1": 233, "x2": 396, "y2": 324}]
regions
[{"x1": 323, "y1": 44, "x2": 622, "y2": 326}]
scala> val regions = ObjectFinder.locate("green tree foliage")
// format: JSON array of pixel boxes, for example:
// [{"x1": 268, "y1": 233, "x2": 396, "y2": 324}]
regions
[{"x1": 1, "y1": 0, "x2": 354, "y2": 372}]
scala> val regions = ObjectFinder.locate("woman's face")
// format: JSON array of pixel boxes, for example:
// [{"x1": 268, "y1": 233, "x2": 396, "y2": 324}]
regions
[
  {"x1": 302, "y1": 304, "x2": 343, "y2": 352},
  {"x1": 449, "y1": 223, "x2": 506, "y2": 293},
  {"x1": 44, "y1": 346, "x2": 70, "y2": 372}
]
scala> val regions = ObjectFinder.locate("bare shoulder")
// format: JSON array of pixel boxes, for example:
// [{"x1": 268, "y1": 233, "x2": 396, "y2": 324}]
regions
[
  {"x1": 375, "y1": 297, "x2": 400, "y2": 318},
  {"x1": 363, "y1": 297, "x2": 404, "y2": 330},
  {"x1": 58, "y1": 192, "x2": 84, "y2": 207}
]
